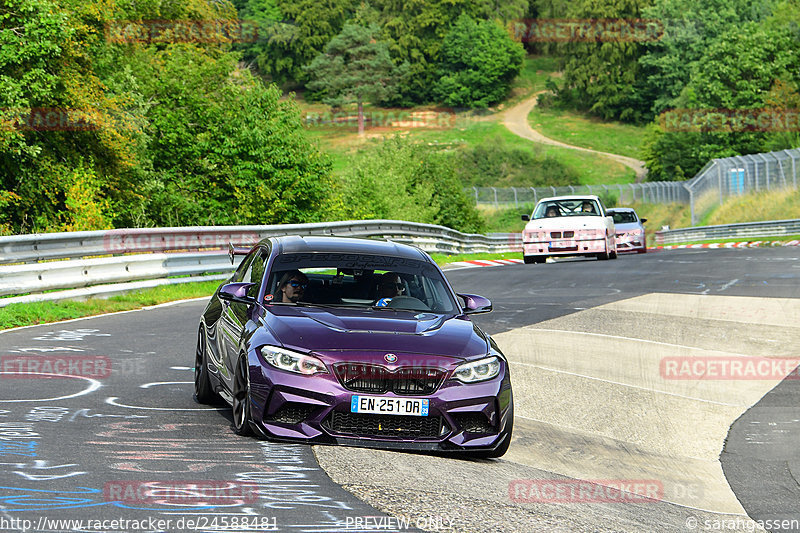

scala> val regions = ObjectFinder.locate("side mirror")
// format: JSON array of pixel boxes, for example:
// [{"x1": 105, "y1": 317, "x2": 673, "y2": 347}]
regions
[
  {"x1": 640, "y1": 218, "x2": 648, "y2": 223},
  {"x1": 521, "y1": 214, "x2": 530, "y2": 221},
  {"x1": 218, "y1": 282, "x2": 257, "y2": 305},
  {"x1": 458, "y1": 293, "x2": 492, "y2": 315}
]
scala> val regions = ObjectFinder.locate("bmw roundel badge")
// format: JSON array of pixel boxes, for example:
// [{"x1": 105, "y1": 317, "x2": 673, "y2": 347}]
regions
[{"x1": 384, "y1": 353, "x2": 398, "y2": 363}]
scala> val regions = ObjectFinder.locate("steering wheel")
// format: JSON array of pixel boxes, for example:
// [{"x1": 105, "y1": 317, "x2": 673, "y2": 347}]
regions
[{"x1": 383, "y1": 296, "x2": 430, "y2": 311}]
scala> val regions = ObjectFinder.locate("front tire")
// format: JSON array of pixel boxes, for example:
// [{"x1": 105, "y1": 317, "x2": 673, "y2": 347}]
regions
[
  {"x1": 597, "y1": 236, "x2": 611, "y2": 260},
  {"x1": 524, "y1": 255, "x2": 546, "y2": 264},
  {"x1": 232, "y1": 356, "x2": 253, "y2": 436},
  {"x1": 194, "y1": 326, "x2": 218, "y2": 404}
]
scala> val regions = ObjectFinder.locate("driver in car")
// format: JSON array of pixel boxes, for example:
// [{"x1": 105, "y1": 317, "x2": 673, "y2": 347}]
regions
[
  {"x1": 375, "y1": 272, "x2": 404, "y2": 306},
  {"x1": 278, "y1": 270, "x2": 308, "y2": 303}
]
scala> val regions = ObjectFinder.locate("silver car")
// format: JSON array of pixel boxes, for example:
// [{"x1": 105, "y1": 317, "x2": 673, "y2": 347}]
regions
[{"x1": 607, "y1": 208, "x2": 647, "y2": 254}]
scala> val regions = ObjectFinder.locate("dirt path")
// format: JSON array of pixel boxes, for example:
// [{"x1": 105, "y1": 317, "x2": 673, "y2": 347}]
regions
[{"x1": 503, "y1": 91, "x2": 648, "y2": 182}]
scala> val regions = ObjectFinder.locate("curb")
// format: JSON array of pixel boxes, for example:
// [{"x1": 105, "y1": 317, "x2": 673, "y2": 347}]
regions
[
  {"x1": 442, "y1": 259, "x2": 525, "y2": 270},
  {"x1": 654, "y1": 239, "x2": 800, "y2": 250}
]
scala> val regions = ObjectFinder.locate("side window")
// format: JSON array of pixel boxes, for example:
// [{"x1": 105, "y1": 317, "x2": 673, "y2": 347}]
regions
[
  {"x1": 238, "y1": 249, "x2": 268, "y2": 299},
  {"x1": 245, "y1": 252, "x2": 267, "y2": 298},
  {"x1": 232, "y1": 251, "x2": 257, "y2": 283}
]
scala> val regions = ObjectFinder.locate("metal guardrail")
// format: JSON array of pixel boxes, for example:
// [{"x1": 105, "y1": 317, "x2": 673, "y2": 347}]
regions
[
  {"x1": 0, "y1": 220, "x2": 520, "y2": 264},
  {"x1": 0, "y1": 221, "x2": 522, "y2": 307},
  {"x1": 655, "y1": 219, "x2": 800, "y2": 245}
]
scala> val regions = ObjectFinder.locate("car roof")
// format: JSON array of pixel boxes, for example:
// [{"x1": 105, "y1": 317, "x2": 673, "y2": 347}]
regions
[
  {"x1": 269, "y1": 235, "x2": 430, "y2": 261},
  {"x1": 537, "y1": 195, "x2": 601, "y2": 203},
  {"x1": 607, "y1": 207, "x2": 636, "y2": 213}
]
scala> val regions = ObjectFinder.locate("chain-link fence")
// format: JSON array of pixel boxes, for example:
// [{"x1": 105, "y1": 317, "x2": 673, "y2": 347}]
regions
[
  {"x1": 467, "y1": 148, "x2": 800, "y2": 226},
  {"x1": 468, "y1": 182, "x2": 688, "y2": 208},
  {"x1": 684, "y1": 148, "x2": 800, "y2": 225}
]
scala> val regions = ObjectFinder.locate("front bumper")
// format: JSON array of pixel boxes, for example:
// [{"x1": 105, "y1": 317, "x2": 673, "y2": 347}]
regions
[
  {"x1": 615, "y1": 235, "x2": 646, "y2": 252},
  {"x1": 245, "y1": 351, "x2": 513, "y2": 452},
  {"x1": 523, "y1": 237, "x2": 606, "y2": 256}
]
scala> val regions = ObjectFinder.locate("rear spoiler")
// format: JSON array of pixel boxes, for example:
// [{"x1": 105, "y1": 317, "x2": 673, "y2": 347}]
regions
[{"x1": 228, "y1": 243, "x2": 251, "y2": 265}]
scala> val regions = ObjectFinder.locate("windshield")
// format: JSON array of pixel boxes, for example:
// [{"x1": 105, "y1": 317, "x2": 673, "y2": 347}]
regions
[
  {"x1": 532, "y1": 199, "x2": 602, "y2": 219},
  {"x1": 610, "y1": 211, "x2": 638, "y2": 224},
  {"x1": 264, "y1": 253, "x2": 459, "y2": 314}
]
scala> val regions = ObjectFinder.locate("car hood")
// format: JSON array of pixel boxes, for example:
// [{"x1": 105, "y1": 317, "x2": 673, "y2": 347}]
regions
[
  {"x1": 525, "y1": 216, "x2": 608, "y2": 231},
  {"x1": 614, "y1": 222, "x2": 643, "y2": 231},
  {"x1": 260, "y1": 306, "x2": 489, "y2": 360}
]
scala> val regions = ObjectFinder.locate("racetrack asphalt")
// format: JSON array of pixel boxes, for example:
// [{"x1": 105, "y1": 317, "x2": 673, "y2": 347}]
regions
[{"x1": 0, "y1": 247, "x2": 798, "y2": 532}]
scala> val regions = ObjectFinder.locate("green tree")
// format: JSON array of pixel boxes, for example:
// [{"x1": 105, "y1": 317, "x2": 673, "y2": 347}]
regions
[
  {"x1": 305, "y1": 23, "x2": 407, "y2": 135},
  {"x1": 554, "y1": 0, "x2": 654, "y2": 122},
  {"x1": 0, "y1": 0, "x2": 141, "y2": 232},
  {"x1": 332, "y1": 137, "x2": 484, "y2": 233},
  {"x1": 106, "y1": 43, "x2": 332, "y2": 226},
  {"x1": 433, "y1": 15, "x2": 525, "y2": 108},
  {"x1": 370, "y1": 0, "x2": 491, "y2": 104},
  {"x1": 238, "y1": 0, "x2": 355, "y2": 85},
  {"x1": 638, "y1": 0, "x2": 772, "y2": 117},
  {"x1": 643, "y1": 22, "x2": 800, "y2": 181}
]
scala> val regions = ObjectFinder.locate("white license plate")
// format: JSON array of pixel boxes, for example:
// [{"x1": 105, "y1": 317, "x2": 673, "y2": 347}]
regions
[
  {"x1": 350, "y1": 396, "x2": 429, "y2": 416},
  {"x1": 550, "y1": 240, "x2": 576, "y2": 249}
]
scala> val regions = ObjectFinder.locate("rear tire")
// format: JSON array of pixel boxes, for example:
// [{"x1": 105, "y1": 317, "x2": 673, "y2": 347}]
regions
[
  {"x1": 194, "y1": 326, "x2": 218, "y2": 404},
  {"x1": 232, "y1": 356, "x2": 253, "y2": 436},
  {"x1": 637, "y1": 247, "x2": 647, "y2": 254}
]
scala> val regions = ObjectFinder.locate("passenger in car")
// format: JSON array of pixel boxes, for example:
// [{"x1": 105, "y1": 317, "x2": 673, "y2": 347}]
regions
[
  {"x1": 545, "y1": 205, "x2": 559, "y2": 217},
  {"x1": 378, "y1": 272, "x2": 405, "y2": 299}
]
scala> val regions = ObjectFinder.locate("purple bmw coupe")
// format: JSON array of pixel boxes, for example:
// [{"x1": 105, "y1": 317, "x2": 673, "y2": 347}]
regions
[{"x1": 195, "y1": 236, "x2": 513, "y2": 457}]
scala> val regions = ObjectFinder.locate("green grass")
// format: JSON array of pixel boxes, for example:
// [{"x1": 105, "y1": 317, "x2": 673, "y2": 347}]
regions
[
  {"x1": 504, "y1": 55, "x2": 563, "y2": 106},
  {"x1": 705, "y1": 188, "x2": 800, "y2": 226},
  {"x1": 528, "y1": 107, "x2": 646, "y2": 160},
  {"x1": 405, "y1": 121, "x2": 634, "y2": 185},
  {"x1": 0, "y1": 252, "x2": 522, "y2": 330},
  {"x1": 0, "y1": 280, "x2": 224, "y2": 330},
  {"x1": 315, "y1": 120, "x2": 635, "y2": 186},
  {"x1": 429, "y1": 251, "x2": 521, "y2": 264},
  {"x1": 660, "y1": 234, "x2": 800, "y2": 247},
  {"x1": 478, "y1": 204, "x2": 534, "y2": 233}
]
